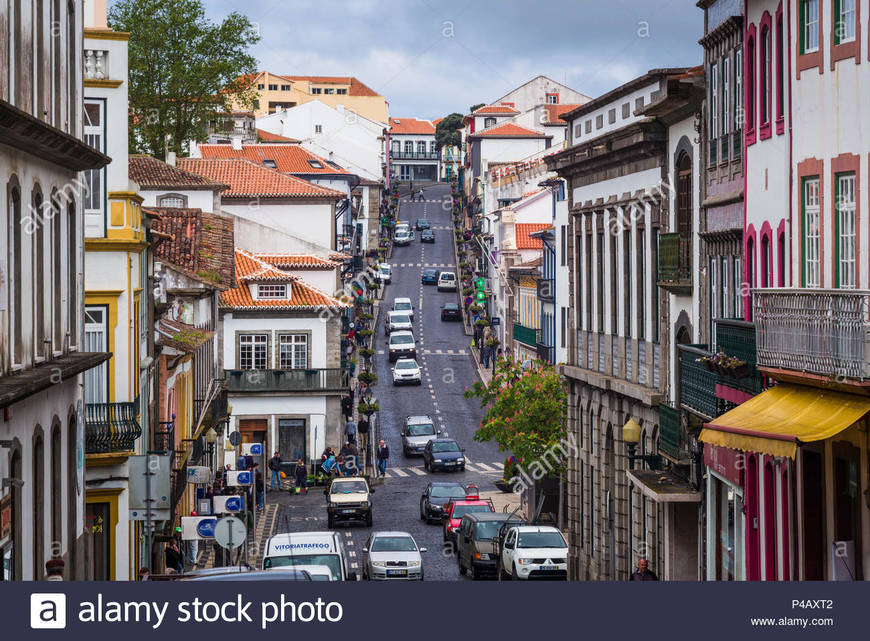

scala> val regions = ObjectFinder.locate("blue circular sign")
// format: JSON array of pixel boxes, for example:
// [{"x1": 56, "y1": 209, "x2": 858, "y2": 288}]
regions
[
  {"x1": 196, "y1": 518, "x2": 217, "y2": 538},
  {"x1": 237, "y1": 471, "x2": 252, "y2": 485},
  {"x1": 226, "y1": 497, "x2": 243, "y2": 512}
]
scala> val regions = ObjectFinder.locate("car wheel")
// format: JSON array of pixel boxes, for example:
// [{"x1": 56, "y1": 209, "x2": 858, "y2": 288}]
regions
[
  {"x1": 470, "y1": 565, "x2": 479, "y2": 581},
  {"x1": 499, "y1": 563, "x2": 509, "y2": 581},
  {"x1": 327, "y1": 514, "x2": 334, "y2": 529},
  {"x1": 458, "y1": 559, "x2": 467, "y2": 576},
  {"x1": 365, "y1": 512, "x2": 373, "y2": 527},
  {"x1": 424, "y1": 459, "x2": 429, "y2": 471},
  {"x1": 420, "y1": 505, "x2": 426, "y2": 520}
]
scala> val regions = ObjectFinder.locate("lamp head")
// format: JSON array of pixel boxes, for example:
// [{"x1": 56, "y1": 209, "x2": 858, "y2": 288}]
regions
[
  {"x1": 205, "y1": 427, "x2": 218, "y2": 445},
  {"x1": 622, "y1": 418, "x2": 642, "y2": 445}
]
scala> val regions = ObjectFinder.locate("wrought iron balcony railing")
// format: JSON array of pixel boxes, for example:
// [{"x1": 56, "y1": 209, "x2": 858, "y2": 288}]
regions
[
  {"x1": 513, "y1": 323, "x2": 538, "y2": 347},
  {"x1": 226, "y1": 368, "x2": 350, "y2": 393},
  {"x1": 678, "y1": 344, "x2": 721, "y2": 419},
  {"x1": 753, "y1": 288, "x2": 870, "y2": 380},
  {"x1": 85, "y1": 402, "x2": 142, "y2": 454},
  {"x1": 658, "y1": 403, "x2": 681, "y2": 460},
  {"x1": 390, "y1": 150, "x2": 439, "y2": 160}
]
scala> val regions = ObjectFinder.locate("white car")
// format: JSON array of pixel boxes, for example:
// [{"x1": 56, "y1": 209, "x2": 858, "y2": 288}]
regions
[
  {"x1": 437, "y1": 271, "x2": 457, "y2": 291},
  {"x1": 384, "y1": 310, "x2": 412, "y2": 335},
  {"x1": 394, "y1": 228, "x2": 413, "y2": 246},
  {"x1": 376, "y1": 263, "x2": 392, "y2": 284},
  {"x1": 392, "y1": 358, "x2": 422, "y2": 386},
  {"x1": 392, "y1": 297, "x2": 414, "y2": 321},
  {"x1": 388, "y1": 331, "x2": 416, "y2": 362},
  {"x1": 362, "y1": 531, "x2": 426, "y2": 581},
  {"x1": 500, "y1": 525, "x2": 568, "y2": 580}
]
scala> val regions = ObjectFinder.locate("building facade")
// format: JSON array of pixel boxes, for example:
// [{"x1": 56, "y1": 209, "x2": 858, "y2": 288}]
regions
[{"x1": 387, "y1": 117, "x2": 440, "y2": 183}]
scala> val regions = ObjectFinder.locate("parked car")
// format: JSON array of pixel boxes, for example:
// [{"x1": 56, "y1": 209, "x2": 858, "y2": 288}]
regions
[
  {"x1": 392, "y1": 297, "x2": 414, "y2": 321},
  {"x1": 362, "y1": 531, "x2": 426, "y2": 581},
  {"x1": 402, "y1": 415, "x2": 441, "y2": 456},
  {"x1": 415, "y1": 218, "x2": 431, "y2": 230},
  {"x1": 394, "y1": 228, "x2": 413, "y2": 246},
  {"x1": 392, "y1": 358, "x2": 422, "y2": 385},
  {"x1": 388, "y1": 331, "x2": 416, "y2": 362},
  {"x1": 499, "y1": 525, "x2": 568, "y2": 580},
  {"x1": 422, "y1": 438, "x2": 465, "y2": 472},
  {"x1": 419, "y1": 481, "x2": 467, "y2": 523},
  {"x1": 442, "y1": 488, "x2": 494, "y2": 545},
  {"x1": 441, "y1": 303, "x2": 461, "y2": 321},
  {"x1": 457, "y1": 513, "x2": 526, "y2": 579},
  {"x1": 324, "y1": 476, "x2": 374, "y2": 527},
  {"x1": 376, "y1": 263, "x2": 392, "y2": 284},
  {"x1": 420, "y1": 229, "x2": 435, "y2": 243},
  {"x1": 384, "y1": 311, "x2": 412, "y2": 335},
  {"x1": 421, "y1": 268, "x2": 439, "y2": 285},
  {"x1": 437, "y1": 271, "x2": 457, "y2": 291}
]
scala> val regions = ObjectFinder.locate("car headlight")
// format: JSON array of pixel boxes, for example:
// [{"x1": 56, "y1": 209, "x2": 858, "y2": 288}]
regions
[
  {"x1": 518, "y1": 558, "x2": 534, "y2": 565},
  {"x1": 371, "y1": 561, "x2": 387, "y2": 567},
  {"x1": 474, "y1": 553, "x2": 490, "y2": 560},
  {"x1": 457, "y1": 458, "x2": 465, "y2": 463},
  {"x1": 407, "y1": 560, "x2": 421, "y2": 567}
]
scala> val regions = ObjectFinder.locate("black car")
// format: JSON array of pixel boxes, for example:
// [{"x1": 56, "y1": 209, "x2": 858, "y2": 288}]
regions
[
  {"x1": 421, "y1": 268, "x2": 439, "y2": 285},
  {"x1": 420, "y1": 229, "x2": 435, "y2": 243},
  {"x1": 415, "y1": 218, "x2": 431, "y2": 230},
  {"x1": 420, "y1": 481, "x2": 467, "y2": 523},
  {"x1": 441, "y1": 303, "x2": 461, "y2": 321},
  {"x1": 422, "y1": 438, "x2": 466, "y2": 472}
]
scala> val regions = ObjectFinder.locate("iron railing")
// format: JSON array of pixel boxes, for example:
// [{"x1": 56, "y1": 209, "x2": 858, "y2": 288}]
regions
[
  {"x1": 85, "y1": 402, "x2": 142, "y2": 453},
  {"x1": 715, "y1": 318, "x2": 764, "y2": 394},
  {"x1": 753, "y1": 289, "x2": 870, "y2": 380},
  {"x1": 513, "y1": 323, "x2": 538, "y2": 347},
  {"x1": 391, "y1": 150, "x2": 439, "y2": 160},
  {"x1": 658, "y1": 403, "x2": 681, "y2": 460},
  {"x1": 226, "y1": 368, "x2": 350, "y2": 393},
  {"x1": 678, "y1": 344, "x2": 721, "y2": 419},
  {"x1": 657, "y1": 233, "x2": 692, "y2": 286}
]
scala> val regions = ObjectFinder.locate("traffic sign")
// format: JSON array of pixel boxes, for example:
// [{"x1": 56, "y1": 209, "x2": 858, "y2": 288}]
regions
[
  {"x1": 474, "y1": 277, "x2": 485, "y2": 290},
  {"x1": 214, "y1": 516, "x2": 246, "y2": 550},
  {"x1": 187, "y1": 466, "x2": 211, "y2": 484},
  {"x1": 226, "y1": 470, "x2": 252, "y2": 486},
  {"x1": 181, "y1": 516, "x2": 218, "y2": 540},
  {"x1": 242, "y1": 443, "x2": 263, "y2": 456},
  {"x1": 228, "y1": 431, "x2": 242, "y2": 446},
  {"x1": 213, "y1": 495, "x2": 245, "y2": 513}
]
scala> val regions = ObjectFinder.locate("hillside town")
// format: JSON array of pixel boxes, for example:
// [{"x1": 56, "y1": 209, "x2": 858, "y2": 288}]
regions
[{"x1": 1, "y1": 0, "x2": 869, "y2": 587}]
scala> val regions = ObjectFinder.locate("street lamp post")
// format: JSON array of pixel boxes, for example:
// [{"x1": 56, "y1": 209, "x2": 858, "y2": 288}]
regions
[{"x1": 205, "y1": 427, "x2": 218, "y2": 471}]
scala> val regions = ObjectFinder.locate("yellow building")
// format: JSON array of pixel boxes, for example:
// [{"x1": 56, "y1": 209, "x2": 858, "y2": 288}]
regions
[{"x1": 230, "y1": 71, "x2": 388, "y2": 123}]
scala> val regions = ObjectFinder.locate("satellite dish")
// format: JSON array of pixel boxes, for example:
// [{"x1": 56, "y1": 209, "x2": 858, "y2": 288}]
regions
[{"x1": 228, "y1": 431, "x2": 242, "y2": 446}]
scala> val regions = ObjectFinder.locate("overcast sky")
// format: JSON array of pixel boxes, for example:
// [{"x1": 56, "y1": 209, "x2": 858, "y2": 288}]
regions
[{"x1": 186, "y1": 0, "x2": 702, "y2": 119}]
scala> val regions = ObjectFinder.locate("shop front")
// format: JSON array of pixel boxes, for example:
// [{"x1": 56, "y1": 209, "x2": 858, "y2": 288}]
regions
[{"x1": 704, "y1": 443, "x2": 745, "y2": 580}]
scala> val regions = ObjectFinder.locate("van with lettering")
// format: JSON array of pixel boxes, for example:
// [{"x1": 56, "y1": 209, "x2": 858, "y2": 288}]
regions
[{"x1": 262, "y1": 531, "x2": 357, "y2": 581}]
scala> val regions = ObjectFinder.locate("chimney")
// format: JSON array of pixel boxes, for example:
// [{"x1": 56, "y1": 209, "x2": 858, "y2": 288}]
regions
[
  {"x1": 166, "y1": 151, "x2": 176, "y2": 166},
  {"x1": 231, "y1": 135, "x2": 243, "y2": 151}
]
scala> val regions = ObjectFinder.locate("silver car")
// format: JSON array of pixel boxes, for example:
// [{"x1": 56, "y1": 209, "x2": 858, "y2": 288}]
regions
[
  {"x1": 402, "y1": 415, "x2": 441, "y2": 455},
  {"x1": 362, "y1": 531, "x2": 426, "y2": 581}
]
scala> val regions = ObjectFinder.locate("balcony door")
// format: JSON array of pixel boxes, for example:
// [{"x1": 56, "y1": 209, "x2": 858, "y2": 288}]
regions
[
  {"x1": 676, "y1": 151, "x2": 692, "y2": 268},
  {"x1": 84, "y1": 306, "x2": 108, "y2": 404}
]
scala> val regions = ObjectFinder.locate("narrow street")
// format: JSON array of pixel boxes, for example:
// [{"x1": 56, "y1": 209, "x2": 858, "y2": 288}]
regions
[{"x1": 266, "y1": 183, "x2": 506, "y2": 581}]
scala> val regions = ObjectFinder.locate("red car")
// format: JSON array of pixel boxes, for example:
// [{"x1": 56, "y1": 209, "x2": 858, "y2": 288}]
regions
[{"x1": 442, "y1": 486, "x2": 494, "y2": 546}]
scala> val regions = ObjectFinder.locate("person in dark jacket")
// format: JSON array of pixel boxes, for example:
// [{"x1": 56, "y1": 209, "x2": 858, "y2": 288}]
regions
[
  {"x1": 268, "y1": 452, "x2": 282, "y2": 490},
  {"x1": 341, "y1": 395, "x2": 353, "y2": 420},
  {"x1": 164, "y1": 539, "x2": 184, "y2": 574},
  {"x1": 340, "y1": 440, "x2": 359, "y2": 476},
  {"x1": 253, "y1": 463, "x2": 264, "y2": 510},
  {"x1": 629, "y1": 558, "x2": 659, "y2": 581},
  {"x1": 294, "y1": 458, "x2": 308, "y2": 493},
  {"x1": 377, "y1": 440, "x2": 389, "y2": 477}
]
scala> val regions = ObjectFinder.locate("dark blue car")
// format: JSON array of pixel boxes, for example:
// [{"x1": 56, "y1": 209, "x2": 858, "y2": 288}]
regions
[{"x1": 421, "y1": 268, "x2": 438, "y2": 285}]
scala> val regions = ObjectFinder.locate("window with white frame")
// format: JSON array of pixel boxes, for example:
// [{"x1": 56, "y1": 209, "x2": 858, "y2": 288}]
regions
[
  {"x1": 802, "y1": 0, "x2": 819, "y2": 53},
  {"x1": 83, "y1": 99, "x2": 105, "y2": 221},
  {"x1": 399, "y1": 165, "x2": 411, "y2": 180},
  {"x1": 484, "y1": 117, "x2": 496, "y2": 128},
  {"x1": 257, "y1": 284, "x2": 287, "y2": 299},
  {"x1": 158, "y1": 194, "x2": 186, "y2": 208},
  {"x1": 803, "y1": 177, "x2": 821, "y2": 287},
  {"x1": 722, "y1": 58, "x2": 730, "y2": 135},
  {"x1": 315, "y1": 124, "x2": 323, "y2": 134},
  {"x1": 735, "y1": 49, "x2": 743, "y2": 128},
  {"x1": 836, "y1": 0, "x2": 856, "y2": 44},
  {"x1": 837, "y1": 173, "x2": 856, "y2": 289},
  {"x1": 239, "y1": 334, "x2": 268, "y2": 369},
  {"x1": 279, "y1": 333, "x2": 308, "y2": 369},
  {"x1": 417, "y1": 141, "x2": 426, "y2": 155},
  {"x1": 84, "y1": 307, "x2": 108, "y2": 403},
  {"x1": 404, "y1": 141, "x2": 413, "y2": 154},
  {"x1": 710, "y1": 62, "x2": 718, "y2": 140}
]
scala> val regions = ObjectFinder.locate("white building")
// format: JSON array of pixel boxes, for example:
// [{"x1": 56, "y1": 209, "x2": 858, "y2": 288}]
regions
[
  {"x1": 257, "y1": 100, "x2": 385, "y2": 182},
  {"x1": 386, "y1": 117, "x2": 440, "y2": 183},
  {"x1": 0, "y1": 0, "x2": 110, "y2": 580},
  {"x1": 221, "y1": 249, "x2": 350, "y2": 461},
  {"x1": 491, "y1": 75, "x2": 591, "y2": 115}
]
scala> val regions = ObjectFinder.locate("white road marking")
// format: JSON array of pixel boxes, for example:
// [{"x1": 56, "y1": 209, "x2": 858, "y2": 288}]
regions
[
  {"x1": 409, "y1": 467, "x2": 426, "y2": 476},
  {"x1": 475, "y1": 462, "x2": 496, "y2": 472},
  {"x1": 392, "y1": 468, "x2": 409, "y2": 477}
]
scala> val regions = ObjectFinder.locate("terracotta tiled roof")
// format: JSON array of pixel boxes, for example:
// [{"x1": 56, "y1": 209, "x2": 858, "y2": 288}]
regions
[
  {"x1": 472, "y1": 104, "x2": 519, "y2": 115},
  {"x1": 257, "y1": 253, "x2": 342, "y2": 270},
  {"x1": 256, "y1": 129, "x2": 300, "y2": 143},
  {"x1": 432, "y1": 117, "x2": 443, "y2": 127},
  {"x1": 177, "y1": 158, "x2": 344, "y2": 199},
  {"x1": 147, "y1": 207, "x2": 235, "y2": 289},
  {"x1": 282, "y1": 75, "x2": 381, "y2": 97},
  {"x1": 329, "y1": 252, "x2": 352, "y2": 262},
  {"x1": 129, "y1": 155, "x2": 229, "y2": 191},
  {"x1": 515, "y1": 223, "x2": 552, "y2": 249},
  {"x1": 389, "y1": 117, "x2": 435, "y2": 135},
  {"x1": 543, "y1": 104, "x2": 582, "y2": 124},
  {"x1": 197, "y1": 143, "x2": 350, "y2": 175},
  {"x1": 468, "y1": 122, "x2": 552, "y2": 139},
  {"x1": 221, "y1": 249, "x2": 349, "y2": 310}
]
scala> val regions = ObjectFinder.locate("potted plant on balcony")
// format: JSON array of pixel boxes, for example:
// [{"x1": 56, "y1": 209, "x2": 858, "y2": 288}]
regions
[
  {"x1": 695, "y1": 354, "x2": 715, "y2": 373},
  {"x1": 720, "y1": 356, "x2": 750, "y2": 379}
]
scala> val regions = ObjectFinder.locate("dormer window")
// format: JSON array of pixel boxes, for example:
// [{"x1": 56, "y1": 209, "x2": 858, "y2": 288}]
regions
[
  {"x1": 546, "y1": 93, "x2": 559, "y2": 104},
  {"x1": 263, "y1": 159, "x2": 277, "y2": 169},
  {"x1": 258, "y1": 284, "x2": 287, "y2": 298},
  {"x1": 307, "y1": 159, "x2": 324, "y2": 169},
  {"x1": 484, "y1": 117, "x2": 496, "y2": 128}
]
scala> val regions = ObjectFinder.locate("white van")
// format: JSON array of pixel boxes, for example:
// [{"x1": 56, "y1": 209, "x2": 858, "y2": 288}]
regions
[{"x1": 262, "y1": 531, "x2": 357, "y2": 581}]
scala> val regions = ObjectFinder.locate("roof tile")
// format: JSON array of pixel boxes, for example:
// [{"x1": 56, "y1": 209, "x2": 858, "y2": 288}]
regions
[
  {"x1": 177, "y1": 158, "x2": 344, "y2": 199},
  {"x1": 468, "y1": 122, "x2": 552, "y2": 139},
  {"x1": 129, "y1": 155, "x2": 229, "y2": 191},
  {"x1": 389, "y1": 117, "x2": 435, "y2": 135},
  {"x1": 197, "y1": 143, "x2": 350, "y2": 175},
  {"x1": 515, "y1": 223, "x2": 552, "y2": 250}
]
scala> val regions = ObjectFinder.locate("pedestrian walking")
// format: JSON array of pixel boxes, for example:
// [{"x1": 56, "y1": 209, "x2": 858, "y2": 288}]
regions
[
  {"x1": 253, "y1": 463, "x2": 265, "y2": 510},
  {"x1": 236, "y1": 453, "x2": 247, "y2": 470},
  {"x1": 629, "y1": 558, "x2": 659, "y2": 581},
  {"x1": 294, "y1": 458, "x2": 308, "y2": 494},
  {"x1": 341, "y1": 395, "x2": 353, "y2": 420},
  {"x1": 345, "y1": 417, "x2": 357, "y2": 444},
  {"x1": 340, "y1": 440, "x2": 359, "y2": 476},
  {"x1": 377, "y1": 439, "x2": 389, "y2": 477},
  {"x1": 268, "y1": 451, "x2": 282, "y2": 491},
  {"x1": 164, "y1": 539, "x2": 184, "y2": 574},
  {"x1": 358, "y1": 416, "x2": 370, "y2": 469},
  {"x1": 44, "y1": 559, "x2": 64, "y2": 581},
  {"x1": 481, "y1": 342, "x2": 490, "y2": 368}
]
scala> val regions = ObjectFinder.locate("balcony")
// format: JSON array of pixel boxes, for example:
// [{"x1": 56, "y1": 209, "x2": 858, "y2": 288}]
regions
[
  {"x1": 658, "y1": 403, "x2": 681, "y2": 460},
  {"x1": 513, "y1": 323, "x2": 538, "y2": 348},
  {"x1": 715, "y1": 318, "x2": 764, "y2": 395},
  {"x1": 391, "y1": 150, "x2": 439, "y2": 160},
  {"x1": 226, "y1": 368, "x2": 350, "y2": 393},
  {"x1": 678, "y1": 344, "x2": 721, "y2": 419},
  {"x1": 753, "y1": 289, "x2": 870, "y2": 380},
  {"x1": 85, "y1": 402, "x2": 142, "y2": 454},
  {"x1": 657, "y1": 233, "x2": 692, "y2": 294}
]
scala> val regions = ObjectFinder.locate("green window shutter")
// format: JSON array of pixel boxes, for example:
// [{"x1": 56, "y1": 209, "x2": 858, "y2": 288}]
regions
[
  {"x1": 834, "y1": 174, "x2": 840, "y2": 288},
  {"x1": 834, "y1": 0, "x2": 840, "y2": 46},
  {"x1": 799, "y1": 1, "x2": 806, "y2": 54}
]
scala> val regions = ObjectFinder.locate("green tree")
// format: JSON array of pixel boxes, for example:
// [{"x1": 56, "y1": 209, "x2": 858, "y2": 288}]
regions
[
  {"x1": 109, "y1": 0, "x2": 260, "y2": 157},
  {"x1": 469, "y1": 103, "x2": 485, "y2": 113},
  {"x1": 464, "y1": 359, "x2": 569, "y2": 481},
  {"x1": 434, "y1": 112, "x2": 464, "y2": 151}
]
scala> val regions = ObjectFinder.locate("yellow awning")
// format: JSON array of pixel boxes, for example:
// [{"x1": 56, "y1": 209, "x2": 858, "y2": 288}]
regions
[{"x1": 699, "y1": 384, "x2": 870, "y2": 459}]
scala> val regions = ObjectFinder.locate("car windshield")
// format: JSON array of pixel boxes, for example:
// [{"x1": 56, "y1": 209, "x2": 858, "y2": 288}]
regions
[
  {"x1": 452, "y1": 504, "x2": 493, "y2": 519},
  {"x1": 390, "y1": 334, "x2": 414, "y2": 345},
  {"x1": 407, "y1": 423, "x2": 435, "y2": 436},
  {"x1": 475, "y1": 521, "x2": 505, "y2": 540},
  {"x1": 371, "y1": 536, "x2": 417, "y2": 552},
  {"x1": 432, "y1": 441, "x2": 459, "y2": 453},
  {"x1": 380, "y1": 266, "x2": 391, "y2": 274},
  {"x1": 389, "y1": 314, "x2": 410, "y2": 324},
  {"x1": 396, "y1": 231, "x2": 409, "y2": 237},
  {"x1": 517, "y1": 531, "x2": 567, "y2": 548},
  {"x1": 430, "y1": 485, "x2": 467, "y2": 499},
  {"x1": 332, "y1": 480, "x2": 367, "y2": 494},
  {"x1": 440, "y1": 273, "x2": 455, "y2": 280},
  {"x1": 424, "y1": 270, "x2": 437, "y2": 277},
  {"x1": 395, "y1": 361, "x2": 418, "y2": 370},
  {"x1": 394, "y1": 302, "x2": 411, "y2": 310},
  {"x1": 264, "y1": 554, "x2": 342, "y2": 581},
  {"x1": 444, "y1": 304, "x2": 458, "y2": 311}
]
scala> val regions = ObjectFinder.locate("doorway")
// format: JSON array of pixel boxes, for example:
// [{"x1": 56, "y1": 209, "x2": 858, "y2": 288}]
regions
[
  {"x1": 239, "y1": 419, "x2": 267, "y2": 446},
  {"x1": 278, "y1": 418, "x2": 306, "y2": 463},
  {"x1": 801, "y1": 449, "x2": 824, "y2": 580}
]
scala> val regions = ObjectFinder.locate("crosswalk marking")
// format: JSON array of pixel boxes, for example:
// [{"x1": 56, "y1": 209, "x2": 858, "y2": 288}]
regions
[
  {"x1": 380, "y1": 462, "x2": 504, "y2": 478},
  {"x1": 409, "y1": 467, "x2": 426, "y2": 476},
  {"x1": 392, "y1": 468, "x2": 409, "y2": 477},
  {"x1": 475, "y1": 463, "x2": 496, "y2": 472}
]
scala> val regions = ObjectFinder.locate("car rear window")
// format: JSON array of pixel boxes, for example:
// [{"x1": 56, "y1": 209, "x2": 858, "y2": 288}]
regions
[
  {"x1": 390, "y1": 334, "x2": 414, "y2": 345},
  {"x1": 452, "y1": 504, "x2": 494, "y2": 518}
]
